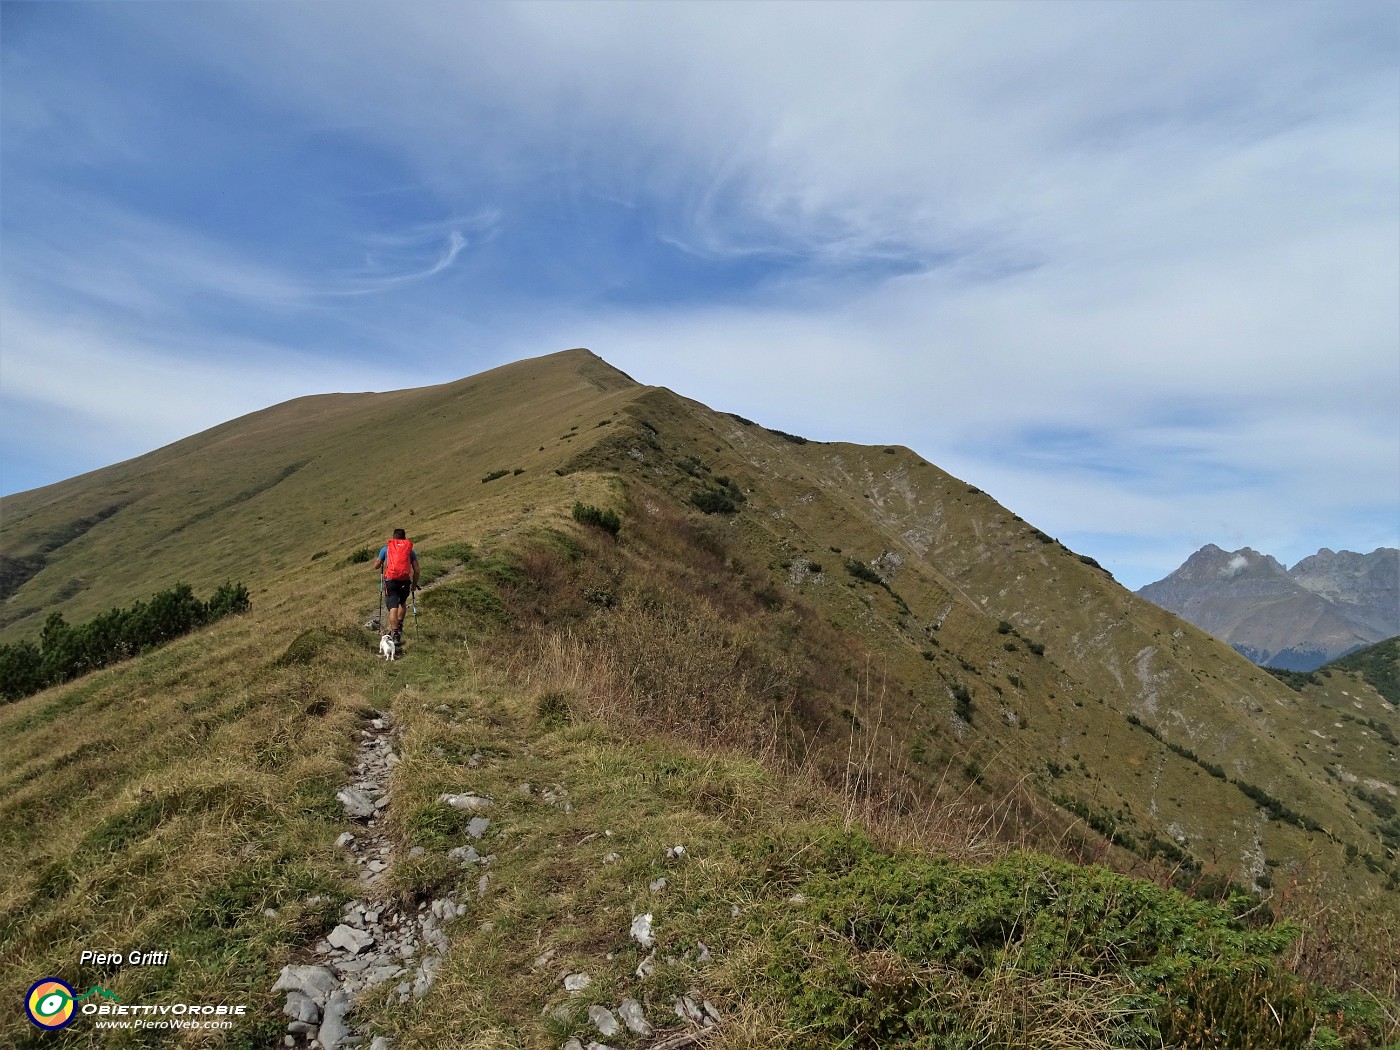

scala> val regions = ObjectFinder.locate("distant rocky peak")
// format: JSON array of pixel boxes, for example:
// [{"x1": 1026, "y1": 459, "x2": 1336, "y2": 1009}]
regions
[
  {"x1": 1287, "y1": 548, "x2": 1400, "y2": 631},
  {"x1": 1138, "y1": 544, "x2": 1399, "y2": 671},
  {"x1": 1290, "y1": 547, "x2": 1390, "y2": 578},
  {"x1": 1174, "y1": 544, "x2": 1284, "y2": 581}
]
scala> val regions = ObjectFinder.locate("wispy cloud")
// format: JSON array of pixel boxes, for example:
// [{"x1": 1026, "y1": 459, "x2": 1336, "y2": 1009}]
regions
[
  {"x1": 3, "y1": 188, "x2": 476, "y2": 313},
  {"x1": 2, "y1": 0, "x2": 1395, "y2": 587},
  {"x1": 0, "y1": 296, "x2": 405, "y2": 494}
]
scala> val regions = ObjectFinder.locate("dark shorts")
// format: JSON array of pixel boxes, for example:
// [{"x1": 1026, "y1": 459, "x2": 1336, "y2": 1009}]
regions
[{"x1": 384, "y1": 578, "x2": 413, "y2": 609}]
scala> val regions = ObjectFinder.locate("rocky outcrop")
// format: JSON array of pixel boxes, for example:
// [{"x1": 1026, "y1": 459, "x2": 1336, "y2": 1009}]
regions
[{"x1": 1139, "y1": 545, "x2": 1399, "y2": 670}]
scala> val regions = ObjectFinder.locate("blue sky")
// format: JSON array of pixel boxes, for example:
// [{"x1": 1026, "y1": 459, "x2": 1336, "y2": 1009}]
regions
[{"x1": 2, "y1": 1, "x2": 1397, "y2": 590}]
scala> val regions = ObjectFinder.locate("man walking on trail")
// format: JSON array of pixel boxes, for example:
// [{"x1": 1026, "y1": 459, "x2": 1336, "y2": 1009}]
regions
[{"x1": 376, "y1": 529, "x2": 419, "y2": 641}]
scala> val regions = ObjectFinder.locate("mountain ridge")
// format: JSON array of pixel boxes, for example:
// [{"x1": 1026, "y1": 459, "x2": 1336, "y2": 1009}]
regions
[
  {"x1": 4, "y1": 349, "x2": 1395, "y2": 892},
  {"x1": 1137, "y1": 543, "x2": 1399, "y2": 670},
  {"x1": 2, "y1": 348, "x2": 1396, "y2": 1046}
]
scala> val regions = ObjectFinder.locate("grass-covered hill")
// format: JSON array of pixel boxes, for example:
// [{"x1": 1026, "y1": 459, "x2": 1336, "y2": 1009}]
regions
[
  {"x1": 1, "y1": 349, "x2": 1395, "y2": 1048},
  {"x1": 1317, "y1": 637, "x2": 1400, "y2": 706}
]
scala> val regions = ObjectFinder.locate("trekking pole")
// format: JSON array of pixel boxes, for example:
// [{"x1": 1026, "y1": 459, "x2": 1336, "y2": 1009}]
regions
[
  {"x1": 377, "y1": 577, "x2": 385, "y2": 632},
  {"x1": 411, "y1": 585, "x2": 419, "y2": 639}
]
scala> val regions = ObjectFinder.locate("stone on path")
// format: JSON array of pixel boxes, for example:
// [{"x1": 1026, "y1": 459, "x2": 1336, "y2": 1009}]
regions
[
  {"x1": 440, "y1": 793, "x2": 493, "y2": 812},
  {"x1": 588, "y1": 1004, "x2": 621, "y2": 1037},
  {"x1": 563, "y1": 972, "x2": 592, "y2": 993},
  {"x1": 281, "y1": 990, "x2": 320, "y2": 1024},
  {"x1": 272, "y1": 964, "x2": 339, "y2": 1006},
  {"x1": 328, "y1": 924, "x2": 374, "y2": 955},
  {"x1": 630, "y1": 912, "x2": 654, "y2": 948},
  {"x1": 318, "y1": 990, "x2": 355, "y2": 1049},
  {"x1": 619, "y1": 998, "x2": 652, "y2": 1036},
  {"x1": 448, "y1": 844, "x2": 482, "y2": 866},
  {"x1": 337, "y1": 788, "x2": 377, "y2": 820}
]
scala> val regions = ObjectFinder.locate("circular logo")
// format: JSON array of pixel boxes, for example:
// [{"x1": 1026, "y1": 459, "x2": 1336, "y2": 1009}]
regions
[{"x1": 26, "y1": 978, "x2": 77, "y2": 1030}]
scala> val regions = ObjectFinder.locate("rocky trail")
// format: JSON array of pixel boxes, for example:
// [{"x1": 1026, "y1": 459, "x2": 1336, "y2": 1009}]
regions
[
  {"x1": 270, "y1": 711, "x2": 473, "y2": 1049},
  {"x1": 269, "y1": 685, "x2": 723, "y2": 1048}
]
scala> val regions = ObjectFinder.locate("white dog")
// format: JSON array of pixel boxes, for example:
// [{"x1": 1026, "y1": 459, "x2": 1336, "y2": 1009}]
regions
[{"x1": 379, "y1": 633, "x2": 399, "y2": 661}]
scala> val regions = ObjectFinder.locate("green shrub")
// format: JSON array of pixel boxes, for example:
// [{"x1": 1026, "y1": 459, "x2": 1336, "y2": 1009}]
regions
[
  {"x1": 763, "y1": 842, "x2": 1314, "y2": 1049},
  {"x1": 0, "y1": 581, "x2": 250, "y2": 702},
  {"x1": 481, "y1": 469, "x2": 510, "y2": 483},
  {"x1": 420, "y1": 581, "x2": 507, "y2": 628},
  {"x1": 535, "y1": 690, "x2": 573, "y2": 728},
  {"x1": 1266, "y1": 667, "x2": 1319, "y2": 692},
  {"x1": 844, "y1": 558, "x2": 883, "y2": 586},
  {"x1": 768, "y1": 428, "x2": 808, "y2": 444},
  {"x1": 276, "y1": 627, "x2": 348, "y2": 667},
  {"x1": 0, "y1": 640, "x2": 42, "y2": 701},
  {"x1": 206, "y1": 581, "x2": 251, "y2": 620},
  {"x1": 951, "y1": 681, "x2": 973, "y2": 722},
  {"x1": 572, "y1": 502, "x2": 621, "y2": 537},
  {"x1": 1078, "y1": 554, "x2": 1115, "y2": 579},
  {"x1": 690, "y1": 478, "x2": 745, "y2": 514}
]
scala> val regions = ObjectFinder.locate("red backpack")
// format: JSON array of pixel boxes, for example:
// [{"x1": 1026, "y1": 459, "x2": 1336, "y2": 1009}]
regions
[{"x1": 383, "y1": 538, "x2": 414, "y2": 580}]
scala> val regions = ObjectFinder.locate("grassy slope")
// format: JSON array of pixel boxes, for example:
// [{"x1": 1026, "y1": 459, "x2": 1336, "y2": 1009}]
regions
[
  {"x1": 3, "y1": 511, "x2": 1393, "y2": 1049},
  {"x1": 1321, "y1": 637, "x2": 1400, "y2": 706},
  {"x1": 0, "y1": 350, "x2": 640, "y2": 635},
  {"x1": 1, "y1": 349, "x2": 1396, "y2": 1046},
  {"x1": 1267, "y1": 639, "x2": 1400, "y2": 870},
  {"x1": 569, "y1": 388, "x2": 1398, "y2": 901}
]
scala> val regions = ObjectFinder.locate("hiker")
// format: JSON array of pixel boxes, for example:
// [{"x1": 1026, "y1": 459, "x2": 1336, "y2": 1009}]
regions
[{"x1": 375, "y1": 529, "x2": 419, "y2": 641}]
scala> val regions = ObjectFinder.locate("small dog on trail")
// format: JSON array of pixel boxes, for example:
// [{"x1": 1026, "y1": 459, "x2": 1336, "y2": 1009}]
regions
[{"x1": 379, "y1": 633, "x2": 399, "y2": 661}]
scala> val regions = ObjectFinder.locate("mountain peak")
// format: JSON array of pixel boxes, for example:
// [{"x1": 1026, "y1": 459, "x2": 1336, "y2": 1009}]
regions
[
  {"x1": 1140, "y1": 544, "x2": 1399, "y2": 670},
  {"x1": 1170, "y1": 544, "x2": 1283, "y2": 582}
]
